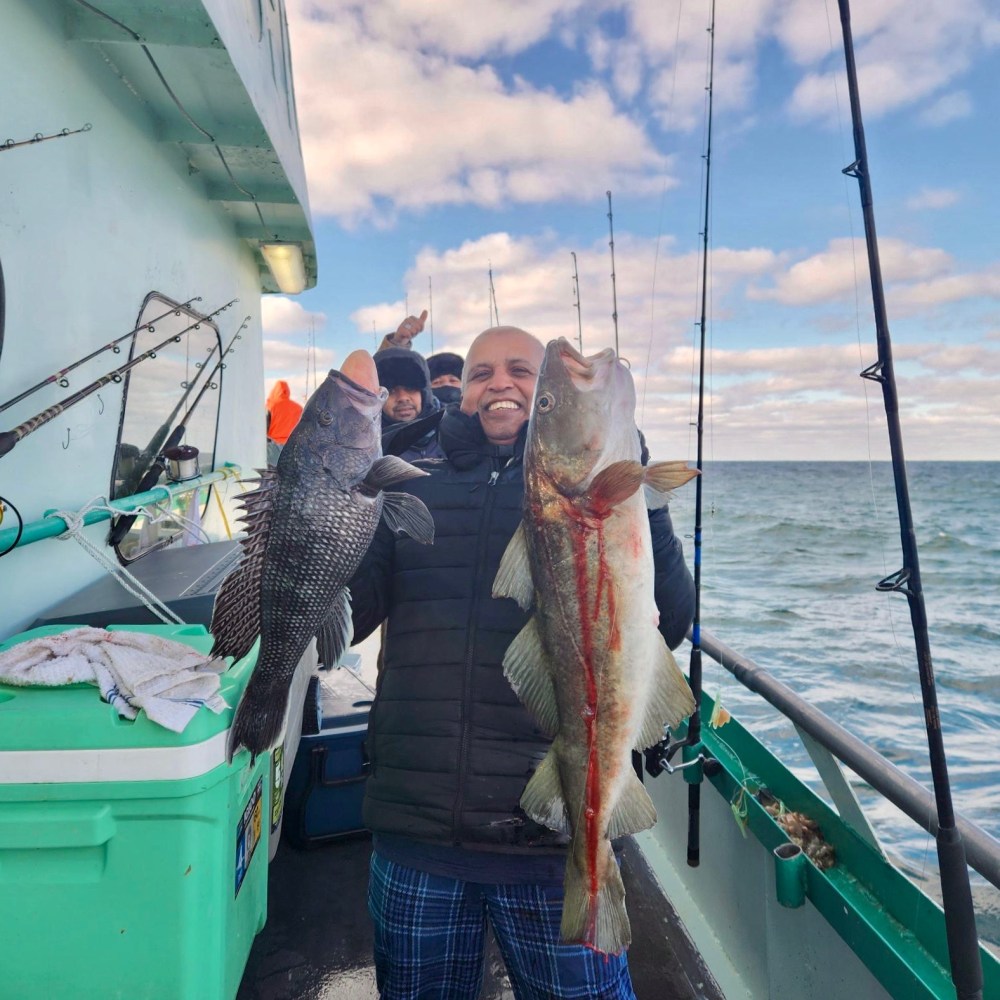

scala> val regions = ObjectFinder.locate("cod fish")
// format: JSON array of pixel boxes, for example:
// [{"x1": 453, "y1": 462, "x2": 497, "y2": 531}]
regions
[
  {"x1": 212, "y1": 351, "x2": 433, "y2": 761},
  {"x1": 493, "y1": 338, "x2": 696, "y2": 954}
]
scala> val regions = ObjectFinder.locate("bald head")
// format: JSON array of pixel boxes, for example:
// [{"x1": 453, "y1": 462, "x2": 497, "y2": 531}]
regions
[{"x1": 460, "y1": 326, "x2": 545, "y2": 445}]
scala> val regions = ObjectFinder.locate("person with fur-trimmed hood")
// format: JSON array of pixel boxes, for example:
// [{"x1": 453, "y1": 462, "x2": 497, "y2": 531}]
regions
[{"x1": 373, "y1": 346, "x2": 445, "y2": 462}]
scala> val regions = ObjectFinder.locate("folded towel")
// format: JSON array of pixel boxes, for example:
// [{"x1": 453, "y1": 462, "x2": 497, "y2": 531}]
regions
[{"x1": 0, "y1": 628, "x2": 228, "y2": 733}]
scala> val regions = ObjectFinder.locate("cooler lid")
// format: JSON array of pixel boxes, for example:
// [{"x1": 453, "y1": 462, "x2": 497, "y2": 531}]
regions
[{"x1": 0, "y1": 624, "x2": 258, "y2": 777}]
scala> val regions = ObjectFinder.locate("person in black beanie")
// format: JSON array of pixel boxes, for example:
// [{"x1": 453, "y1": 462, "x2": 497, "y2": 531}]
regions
[
  {"x1": 426, "y1": 351, "x2": 465, "y2": 406},
  {"x1": 373, "y1": 346, "x2": 445, "y2": 461}
]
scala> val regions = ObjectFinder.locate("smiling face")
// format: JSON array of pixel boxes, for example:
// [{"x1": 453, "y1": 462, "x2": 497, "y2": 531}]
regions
[
  {"x1": 383, "y1": 385, "x2": 422, "y2": 422},
  {"x1": 460, "y1": 327, "x2": 545, "y2": 445}
]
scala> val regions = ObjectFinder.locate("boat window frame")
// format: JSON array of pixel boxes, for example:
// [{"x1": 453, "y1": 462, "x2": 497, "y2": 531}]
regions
[{"x1": 108, "y1": 291, "x2": 223, "y2": 565}]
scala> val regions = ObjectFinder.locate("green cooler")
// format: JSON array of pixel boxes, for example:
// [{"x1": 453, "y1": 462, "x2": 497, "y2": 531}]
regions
[{"x1": 0, "y1": 623, "x2": 269, "y2": 1000}]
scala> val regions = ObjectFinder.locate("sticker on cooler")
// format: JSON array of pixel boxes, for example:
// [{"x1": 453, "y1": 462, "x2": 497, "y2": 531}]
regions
[
  {"x1": 270, "y1": 745, "x2": 284, "y2": 833},
  {"x1": 235, "y1": 777, "x2": 263, "y2": 896}
]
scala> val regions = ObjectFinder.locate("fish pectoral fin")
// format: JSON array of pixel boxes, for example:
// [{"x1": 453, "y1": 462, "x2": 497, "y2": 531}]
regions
[
  {"x1": 209, "y1": 470, "x2": 277, "y2": 660},
  {"x1": 635, "y1": 640, "x2": 697, "y2": 750},
  {"x1": 492, "y1": 521, "x2": 534, "y2": 610},
  {"x1": 642, "y1": 460, "x2": 699, "y2": 509},
  {"x1": 381, "y1": 491, "x2": 435, "y2": 544},
  {"x1": 607, "y1": 771, "x2": 657, "y2": 838},
  {"x1": 520, "y1": 748, "x2": 570, "y2": 834},
  {"x1": 503, "y1": 618, "x2": 558, "y2": 735},
  {"x1": 316, "y1": 589, "x2": 353, "y2": 669},
  {"x1": 585, "y1": 460, "x2": 646, "y2": 512},
  {"x1": 561, "y1": 842, "x2": 630, "y2": 954},
  {"x1": 364, "y1": 455, "x2": 429, "y2": 490}
]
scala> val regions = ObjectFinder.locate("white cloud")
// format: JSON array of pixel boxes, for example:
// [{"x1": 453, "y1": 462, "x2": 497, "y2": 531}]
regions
[
  {"x1": 261, "y1": 296, "x2": 327, "y2": 337},
  {"x1": 919, "y1": 90, "x2": 973, "y2": 126},
  {"x1": 904, "y1": 187, "x2": 961, "y2": 211},
  {"x1": 749, "y1": 237, "x2": 953, "y2": 307},
  {"x1": 262, "y1": 338, "x2": 336, "y2": 374},
  {"x1": 286, "y1": 2, "x2": 668, "y2": 222}
]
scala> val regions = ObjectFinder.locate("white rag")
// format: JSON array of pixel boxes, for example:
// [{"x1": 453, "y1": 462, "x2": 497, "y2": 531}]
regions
[{"x1": 0, "y1": 627, "x2": 228, "y2": 733}]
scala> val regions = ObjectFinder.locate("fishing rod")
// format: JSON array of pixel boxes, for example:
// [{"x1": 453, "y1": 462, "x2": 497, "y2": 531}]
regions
[
  {"x1": 0, "y1": 296, "x2": 203, "y2": 414},
  {"x1": 489, "y1": 265, "x2": 500, "y2": 326},
  {"x1": 837, "y1": 3, "x2": 983, "y2": 997},
  {"x1": 683, "y1": 0, "x2": 717, "y2": 870},
  {"x1": 115, "y1": 337, "x2": 221, "y2": 500},
  {"x1": 428, "y1": 276, "x2": 434, "y2": 353},
  {"x1": 571, "y1": 252, "x2": 584, "y2": 353},
  {"x1": 606, "y1": 191, "x2": 621, "y2": 357},
  {"x1": 0, "y1": 299, "x2": 237, "y2": 461},
  {"x1": 108, "y1": 315, "x2": 248, "y2": 546}
]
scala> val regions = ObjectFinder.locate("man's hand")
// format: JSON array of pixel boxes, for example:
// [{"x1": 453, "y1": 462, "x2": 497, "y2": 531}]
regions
[{"x1": 391, "y1": 310, "x2": 428, "y2": 348}]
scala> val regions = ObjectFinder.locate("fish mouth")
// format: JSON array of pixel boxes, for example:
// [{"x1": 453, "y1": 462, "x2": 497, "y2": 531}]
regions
[
  {"x1": 330, "y1": 368, "x2": 389, "y2": 409},
  {"x1": 550, "y1": 338, "x2": 617, "y2": 390}
]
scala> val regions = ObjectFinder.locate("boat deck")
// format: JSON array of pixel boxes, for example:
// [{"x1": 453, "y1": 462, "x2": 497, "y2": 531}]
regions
[{"x1": 237, "y1": 834, "x2": 721, "y2": 1000}]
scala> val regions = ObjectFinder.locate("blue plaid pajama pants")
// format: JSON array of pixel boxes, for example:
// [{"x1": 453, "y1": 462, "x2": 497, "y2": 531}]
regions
[{"x1": 368, "y1": 851, "x2": 637, "y2": 1000}]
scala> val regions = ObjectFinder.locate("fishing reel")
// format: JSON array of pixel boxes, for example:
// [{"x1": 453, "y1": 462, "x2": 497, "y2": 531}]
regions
[{"x1": 644, "y1": 726, "x2": 721, "y2": 780}]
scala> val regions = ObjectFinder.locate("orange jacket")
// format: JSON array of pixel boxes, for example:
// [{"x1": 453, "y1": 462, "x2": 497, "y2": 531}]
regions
[{"x1": 266, "y1": 380, "x2": 303, "y2": 445}]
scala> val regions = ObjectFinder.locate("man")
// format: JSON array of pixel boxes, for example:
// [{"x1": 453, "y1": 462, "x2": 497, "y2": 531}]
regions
[
  {"x1": 265, "y1": 379, "x2": 302, "y2": 465},
  {"x1": 426, "y1": 351, "x2": 464, "y2": 406},
  {"x1": 373, "y1": 346, "x2": 444, "y2": 461},
  {"x1": 377, "y1": 309, "x2": 428, "y2": 352},
  {"x1": 348, "y1": 326, "x2": 695, "y2": 1000}
]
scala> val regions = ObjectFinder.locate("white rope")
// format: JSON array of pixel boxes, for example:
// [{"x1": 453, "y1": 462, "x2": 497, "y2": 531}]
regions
[{"x1": 48, "y1": 497, "x2": 186, "y2": 626}]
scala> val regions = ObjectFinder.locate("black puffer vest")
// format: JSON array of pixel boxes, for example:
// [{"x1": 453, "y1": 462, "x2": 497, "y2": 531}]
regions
[{"x1": 351, "y1": 410, "x2": 562, "y2": 849}]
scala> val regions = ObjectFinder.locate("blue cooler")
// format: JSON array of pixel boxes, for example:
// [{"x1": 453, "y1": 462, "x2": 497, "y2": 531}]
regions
[{"x1": 282, "y1": 666, "x2": 372, "y2": 848}]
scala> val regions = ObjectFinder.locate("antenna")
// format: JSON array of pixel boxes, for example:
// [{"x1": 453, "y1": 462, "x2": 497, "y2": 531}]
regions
[
  {"x1": 571, "y1": 252, "x2": 584, "y2": 353},
  {"x1": 606, "y1": 191, "x2": 620, "y2": 357}
]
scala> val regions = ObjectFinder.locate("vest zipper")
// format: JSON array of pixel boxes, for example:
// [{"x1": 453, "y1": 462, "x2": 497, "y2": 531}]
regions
[{"x1": 451, "y1": 458, "x2": 504, "y2": 841}]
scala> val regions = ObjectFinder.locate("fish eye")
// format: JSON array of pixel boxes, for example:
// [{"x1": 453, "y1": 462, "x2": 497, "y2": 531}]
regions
[
  {"x1": 536, "y1": 392, "x2": 554, "y2": 412},
  {"x1": 317, "y1": 410, "x2": 334, "y2": 426}
]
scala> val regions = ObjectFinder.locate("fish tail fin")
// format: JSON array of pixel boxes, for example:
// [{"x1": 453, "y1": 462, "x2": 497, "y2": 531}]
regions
[
  {"x1": 226, "y1": 684, "x2": 286, "y2": 763},
  {"x1": 560, "y1": 840, "x2": 630, "y2": 955}
]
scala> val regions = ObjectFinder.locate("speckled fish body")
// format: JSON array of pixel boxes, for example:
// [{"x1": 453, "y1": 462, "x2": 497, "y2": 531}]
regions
[
  {"x1": 212, "y1": 358, "x2": 433, "y2": 761},
  {"x1": 493, "y1": 338, "x2": 696, "y2": 954}
]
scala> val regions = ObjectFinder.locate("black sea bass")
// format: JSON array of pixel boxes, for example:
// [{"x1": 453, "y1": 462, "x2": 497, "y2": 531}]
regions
[
  {"x1": 212, "y1": 351, "x2": 433, "y2": 761},
  {"x1": 493, "y1": 338, "x2": 696, "y2": 954}
]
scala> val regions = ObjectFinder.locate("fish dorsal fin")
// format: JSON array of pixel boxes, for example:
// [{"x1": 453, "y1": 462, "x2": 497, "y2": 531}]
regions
[
  {"x1": 316, "y1": 589, "x2": 353, "y2": 669},
  {"x1": 519, "y1": 747, "x2": 569, "y2": 834},
  {"x1": 584, "y1": 460, "x2": 645, "y2": 512},
  {"x1": 502, "y1": 617, "x2": 558, "y2": 736},
  {"x1": 364, "y1": 455, "x2": 429, "y2": 491},
  {"x1": 381, "y1": 492, "x2": 435, "y2": 544},
  {"x1": 635, "y1": 638, "x2": 696, "y2": 750},
  {"x1": 642, "y1": 461, "x2": 698, "y2": 509},
  {"x1": 492, "y1": 521, "x2": 534, "y2": 610},
  {"x1": 209, "y1": 469, "x2": 279, "y2": 661},
  {"x1": 606, "y1": 770, "x2": 657, "y2": 839}
]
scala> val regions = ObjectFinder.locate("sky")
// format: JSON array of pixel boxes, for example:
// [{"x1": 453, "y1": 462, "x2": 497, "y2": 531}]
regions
[{"x1": 262, "y1": 0, "x2": 1000, "y2": 462}]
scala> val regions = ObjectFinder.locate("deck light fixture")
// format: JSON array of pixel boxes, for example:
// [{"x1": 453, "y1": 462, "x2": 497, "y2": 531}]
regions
[{"x1": 261, "y1": 242, "x2": 307, "y2": 295}]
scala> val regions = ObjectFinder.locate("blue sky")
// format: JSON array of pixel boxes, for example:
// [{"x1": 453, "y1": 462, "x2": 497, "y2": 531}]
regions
[{"x1": 263, "y1": 0, "x2": 1000, "y2": 461}]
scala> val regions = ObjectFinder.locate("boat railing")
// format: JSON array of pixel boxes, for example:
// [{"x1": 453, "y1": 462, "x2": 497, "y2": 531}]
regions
[
  {"x1": 697, "y1": 627, "x2": 1000, "y2": 893},
  {"x1": 0, "y1": 465, "x2": 241, "y2": 552}
]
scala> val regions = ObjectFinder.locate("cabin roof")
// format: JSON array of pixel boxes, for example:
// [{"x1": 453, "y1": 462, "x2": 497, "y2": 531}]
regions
[{"x1": 66, "y1": 0, "x2": 317, "y2": 293}]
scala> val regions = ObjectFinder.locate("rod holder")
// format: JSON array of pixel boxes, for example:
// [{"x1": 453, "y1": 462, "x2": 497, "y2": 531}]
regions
[{"x1": 773, "y1": 842, "x2": 806, "y2": 908}]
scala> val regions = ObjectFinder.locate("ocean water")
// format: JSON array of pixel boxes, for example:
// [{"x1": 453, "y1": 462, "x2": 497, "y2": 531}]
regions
[{"x1": 666, "y1": 461, "x2": 1000, "y2": 937}]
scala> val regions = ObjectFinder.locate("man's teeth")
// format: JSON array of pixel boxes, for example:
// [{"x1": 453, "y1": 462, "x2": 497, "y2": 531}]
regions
[{"x1": 487, "y1": 401, "x2": 519, "y2": 411}]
